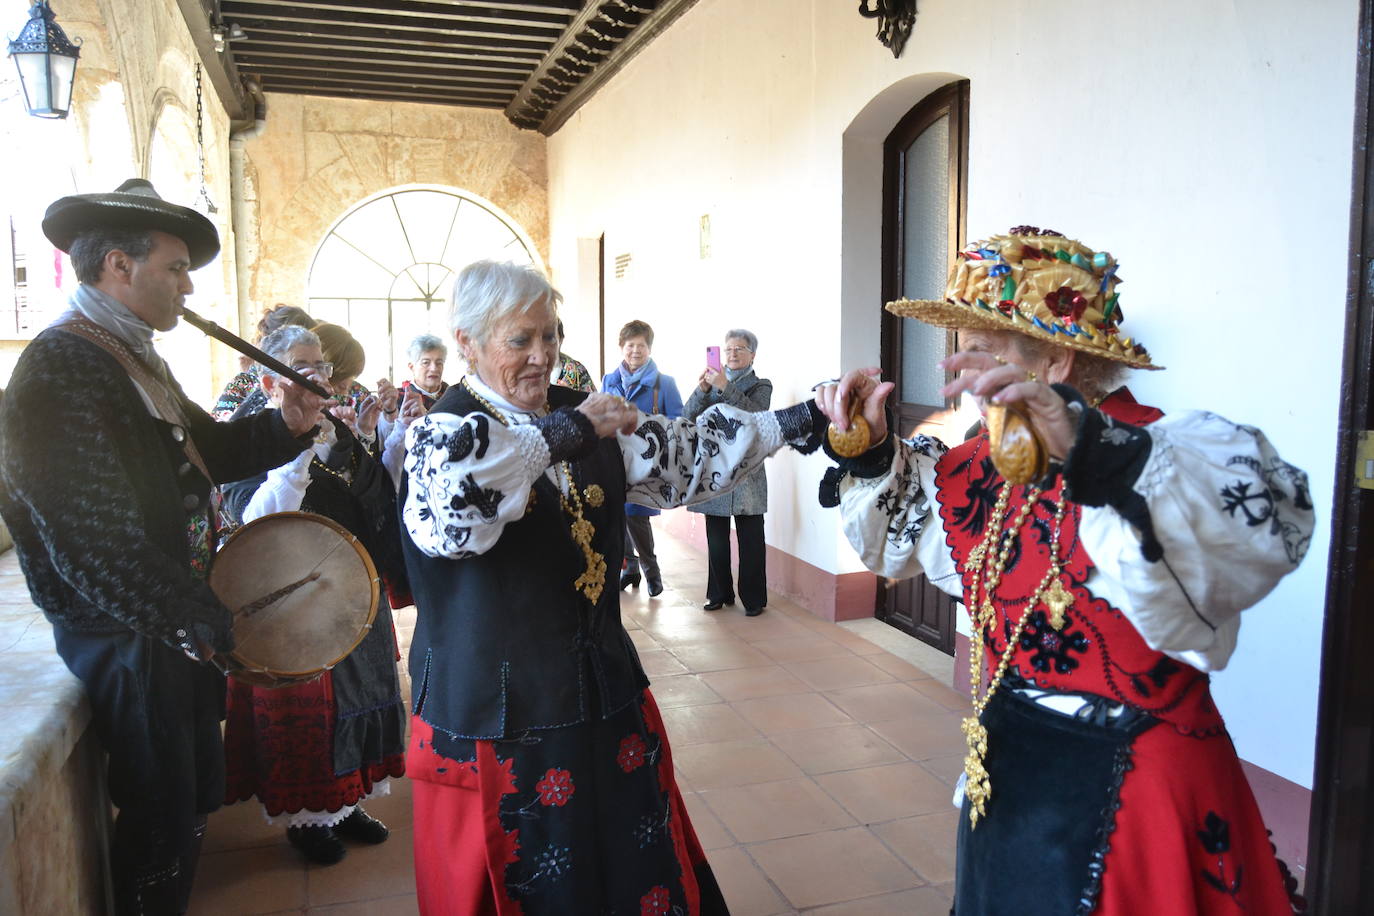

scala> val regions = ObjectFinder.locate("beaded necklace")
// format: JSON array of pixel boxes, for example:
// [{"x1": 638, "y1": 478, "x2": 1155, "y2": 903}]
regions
[
  {"x1": 461, "y1": 378, "x2": 607, "y2": 604},
  {"x1": 960, "y1": 478, "x2": 1070, "y2": 829},
  {"x1": 307, "y1": 424, "x2": 357, "y2": 485}
]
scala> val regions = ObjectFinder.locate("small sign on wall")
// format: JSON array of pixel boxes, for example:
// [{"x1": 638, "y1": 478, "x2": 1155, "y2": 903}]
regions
[{"x1": 699, "y1": 214, "x2": 711, "y2": 259}]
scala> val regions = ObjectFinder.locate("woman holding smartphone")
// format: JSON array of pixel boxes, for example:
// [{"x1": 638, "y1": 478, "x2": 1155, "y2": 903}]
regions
[
  {"x1": 684, "y1": 329, "x2": 773, "y2": 616},
  {"x1": 603, "y1": 319, "x2": 683, "y2": 596}
]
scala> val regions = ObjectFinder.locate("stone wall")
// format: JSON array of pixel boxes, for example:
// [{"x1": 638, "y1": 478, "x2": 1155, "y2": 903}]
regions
[
  {"x1": 239, "y1": 94, "x2": 548, "y2": 328},
  {"x1": 0, "y1": 0, "x2": 237, "y2": 404}
]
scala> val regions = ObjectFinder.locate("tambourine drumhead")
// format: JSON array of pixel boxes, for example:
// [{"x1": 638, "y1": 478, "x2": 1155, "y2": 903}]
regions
[{"x1": 209, "y1": 511, "x2": 378, "y2": 686}]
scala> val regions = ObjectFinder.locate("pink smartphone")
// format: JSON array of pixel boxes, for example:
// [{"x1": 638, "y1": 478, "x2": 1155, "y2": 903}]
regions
[{"x1": 706, "y1": 346, "x2": 721, "y2": 371}]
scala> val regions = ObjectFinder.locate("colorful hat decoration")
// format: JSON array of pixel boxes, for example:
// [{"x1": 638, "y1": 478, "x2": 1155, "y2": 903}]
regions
[{"x1": 886, "y1": 226, "x2": 1161, "y2": 370}]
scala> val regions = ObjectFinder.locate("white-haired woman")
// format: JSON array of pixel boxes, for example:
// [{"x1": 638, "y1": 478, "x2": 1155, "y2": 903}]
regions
[
  {"x1": 400, "y1": 260, "x2": 823, "y2": 914},
  {"x1": 219, "y1": 325, "x2": 407, "y2": 866},
  {"x1": 402, "y1": 333, "x2": 449, "y2": 410},
  {"x1": 684, "y1": 329, "x2": 773, "y2": 616}
]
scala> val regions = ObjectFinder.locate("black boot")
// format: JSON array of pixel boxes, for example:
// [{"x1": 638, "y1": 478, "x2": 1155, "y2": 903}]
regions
[
  {"x1": 621, "y1": 570, "x2": 641, "y2": 590},
  {"x1": 335, "y1": 807, "x2": 389, "y2": 844},
  {"x1": 647, "y1": 575, "x2": 664, "y2": 597},
  {"x1": 287, "y1": 825, "x2": 346, "y2": 865}
]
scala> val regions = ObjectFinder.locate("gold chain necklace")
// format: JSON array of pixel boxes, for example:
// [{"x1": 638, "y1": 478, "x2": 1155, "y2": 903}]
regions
[
  {"x1": 461, "y1": 379, "x2": 607, "y2": 604},
  {"x1": 960, "y1": 478, "x2": 1070, "y2": 829},
  {"x1": 308, "y1": 429, "x2": 358, "y2": 485}
]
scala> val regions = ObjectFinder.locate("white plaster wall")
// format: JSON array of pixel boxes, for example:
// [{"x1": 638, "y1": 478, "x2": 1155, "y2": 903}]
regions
[{"x1": 547, "y1": 0, "x2": 1357, "y2": 787}]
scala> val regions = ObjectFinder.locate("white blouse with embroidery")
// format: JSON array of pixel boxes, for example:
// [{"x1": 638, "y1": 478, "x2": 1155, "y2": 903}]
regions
[
  {"x1": 403, "y1": 376, "x2": 789, "y2": 562},
  {"x1": 838, "y1": 410, "x2": 1314, "y2": 673}
]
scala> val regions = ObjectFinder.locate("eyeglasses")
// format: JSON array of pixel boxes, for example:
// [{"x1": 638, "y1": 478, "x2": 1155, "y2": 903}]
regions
[
  {"x1": 723, "y1": 347, "x2": 752, "y2": 355},
  {"x1": 290, "y1": 361, "x2": 334, "y2": 378}
]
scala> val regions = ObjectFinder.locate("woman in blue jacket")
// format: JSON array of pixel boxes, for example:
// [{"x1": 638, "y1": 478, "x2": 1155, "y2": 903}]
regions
[{"x1": 602, "y1": 319, "x2": 683, "y2": 595}]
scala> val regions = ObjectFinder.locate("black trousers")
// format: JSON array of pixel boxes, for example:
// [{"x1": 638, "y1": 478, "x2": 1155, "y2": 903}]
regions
[
  {"x1": 705, "y1": 514, "x2": 766, "y2": 610},
  {"x1": 54, "y1": 624, "x2": 225, "y2": 915}
]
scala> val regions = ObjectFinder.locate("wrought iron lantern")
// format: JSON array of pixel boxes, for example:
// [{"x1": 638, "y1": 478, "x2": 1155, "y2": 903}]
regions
[{"x1": 8, "y1": 2, "x2": 81, "y2": 119}]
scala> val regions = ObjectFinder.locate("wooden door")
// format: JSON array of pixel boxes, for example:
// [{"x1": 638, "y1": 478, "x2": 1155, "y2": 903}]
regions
[
  {"x1": 1306, "y1": 1, "x2": 1374, "y2": 907},
  {"x1": 876, "y1": 81, "x2": 969, "y2": 653}
]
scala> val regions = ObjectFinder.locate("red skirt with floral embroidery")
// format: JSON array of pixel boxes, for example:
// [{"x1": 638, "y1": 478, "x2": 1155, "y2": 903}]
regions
[
  {"x1": 223, "y1": 671, "x2": 405, "y2": 816},
  {"x1": 408, "y1": 689, "x2": 728, "y2": 916}
]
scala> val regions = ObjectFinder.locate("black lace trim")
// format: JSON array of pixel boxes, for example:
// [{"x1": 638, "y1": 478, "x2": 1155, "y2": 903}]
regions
[
  {"x1": 533, "y1": 407, "x2": 597, "y2": 463},
  {"x1": 775, "y1": 400, "x2": 825, "y2": 453}
]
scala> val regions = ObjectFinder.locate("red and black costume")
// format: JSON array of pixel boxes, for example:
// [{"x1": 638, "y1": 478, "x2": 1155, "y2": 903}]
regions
[{"x1": 827, "y1": 389, "x2": 1312, "y2": 915}]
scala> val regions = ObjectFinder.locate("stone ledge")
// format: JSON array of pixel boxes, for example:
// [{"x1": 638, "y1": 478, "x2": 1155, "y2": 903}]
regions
[{"x1": 0, "y1": 549, "x2": 106, "y2": 913}]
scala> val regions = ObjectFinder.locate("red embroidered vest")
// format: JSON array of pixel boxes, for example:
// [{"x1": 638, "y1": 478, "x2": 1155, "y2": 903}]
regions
[{"x1": 933, "y1": 390, "x2": 1225, "y2": 738}]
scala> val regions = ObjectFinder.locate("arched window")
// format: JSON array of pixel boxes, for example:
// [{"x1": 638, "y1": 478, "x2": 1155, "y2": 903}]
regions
[{"x1": 306, "y1": 187, "x2": 537, "y2": 381}]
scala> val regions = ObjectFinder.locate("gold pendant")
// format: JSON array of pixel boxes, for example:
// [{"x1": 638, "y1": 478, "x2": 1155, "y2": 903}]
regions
[
  {"x1": 568, "y1": 516, "x2": 606, "y2": 603},
  {"x1": 583, "y1": 484, "x2": 604, "y2": 508},
  {"x1": 1043, "y1": 577, "x2": 1073, "y2": 631},
  {"x1": 977, "y1": 599, "x2": 997, "y2": 627},
  {"x1": 961, "y1": 715, "x2": 991, "y2": 829}
]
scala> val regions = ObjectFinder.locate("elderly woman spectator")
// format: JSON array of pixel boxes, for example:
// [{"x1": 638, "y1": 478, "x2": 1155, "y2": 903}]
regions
[
  {"x1": 401, "y1": 333, "x2": 449, "y2": 410},
  {"x1": 602, "y1": 319, "x2": 683, "y2": 596},
  {"x1": 684, "y1": 329, "x2": 773, "y2": 616},
  {"x1": 211, "y1": 304, "x2": 313, "y2": 419},
  {"x1": 816, "y1": 228, "x2": 1311, "y2": 914},
  {"x1": 219, "y1": 325, "x2": 406, "y2": 866},
  {"x1": 552, "y1": 319, "x2": 596, "y2": 392},
  {"x1": 399, "y1": 260, "x2": 822, "y2": 913}
]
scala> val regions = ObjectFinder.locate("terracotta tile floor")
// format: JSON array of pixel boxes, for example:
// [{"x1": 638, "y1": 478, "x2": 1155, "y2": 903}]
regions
[{"x1": 191, "y1": 529, "x2": 962, "y2": 914}]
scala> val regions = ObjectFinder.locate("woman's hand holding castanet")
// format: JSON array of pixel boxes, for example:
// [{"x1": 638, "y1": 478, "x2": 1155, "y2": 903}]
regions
[
  {"x1": 577, "y1": 393, "x2": 640, "y2": 438},
  {"x1": 816, "y1": 368, "x2": 894, "y2": 446},
  {"x1": 939, "y1": 352, "x2": 1077, "y2": 461}
]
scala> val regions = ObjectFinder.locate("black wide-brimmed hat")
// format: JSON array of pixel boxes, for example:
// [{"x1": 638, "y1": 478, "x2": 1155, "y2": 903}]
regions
[{"x1": 42, "y1": 178, "x2": 220, "y2": 269}]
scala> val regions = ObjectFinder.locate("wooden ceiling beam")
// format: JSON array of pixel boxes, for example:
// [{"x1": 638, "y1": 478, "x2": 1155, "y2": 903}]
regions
[
  {"x1": 223, "y1": 4, "x2": 565, "y2": 42},
  {"x1": 223, "y1": 0, "x2": 578, "y2": 30},
  {"x1": 234, "y1": 48, "x2": 531, "y2": 80},
  {"x1": 231, "y1": 32, "x2": 544, "y2": 66},
  {"x1": 258, "y1": 79, "x2": 509, "y2": 107},
  {"x1": 226, "y1": 20, "x2": 554, "y2": 55},
  {"x1": 239, "y1": 59, "x2": 527, "y2": 88}
]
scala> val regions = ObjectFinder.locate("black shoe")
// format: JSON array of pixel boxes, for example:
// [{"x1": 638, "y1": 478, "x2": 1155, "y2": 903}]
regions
[
  {"x1": 287, "y1": 825, "x2": 346, "y2": 865},
  {"x1": 621, "y1": 571, "x2": 641, "y2": 590},
  {"x1": 702, "y1": 598, "x2": 734, "y2": 611},
  {"x1": 745, "y1": 606, "x2": 764, "y2": 617},
  {"x1": 335, "y1": 807, "x2": 389, "y2": 844},
  {"x1": 647, "y1": 577, "x2": 664, "y2": 597}
]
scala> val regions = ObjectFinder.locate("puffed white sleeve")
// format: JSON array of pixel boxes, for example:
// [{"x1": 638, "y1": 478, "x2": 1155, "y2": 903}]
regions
[
  {"x1": 833, "y1": 433, "x2": 955, "y2": 589},
  {"x1": 402, "y1": 407, "x2": 597, "y2": 559},
  {"x1": 1068, "y1": 405, "x2": 1315, "y2": 671},
  {"x1": 620, "y1": 401, "x2": 822, "y2": 509},
  {"x1": 242, "y1": 448, "x2": 314, "y2": 523}
]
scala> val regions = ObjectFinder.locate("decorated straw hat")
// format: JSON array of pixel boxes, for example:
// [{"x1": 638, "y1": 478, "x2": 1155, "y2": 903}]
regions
[
  {"x1": 42, "y1": 178, "x2": 220, "y2": 269},
  {"x1": 886, "y1": 226, "x2": 1161, "y2": 370}
]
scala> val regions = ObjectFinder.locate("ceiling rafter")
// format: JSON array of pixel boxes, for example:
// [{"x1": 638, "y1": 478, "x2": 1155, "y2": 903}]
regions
[{"x1": 216, "y1": 0, "x2": 699, "y2": 131}]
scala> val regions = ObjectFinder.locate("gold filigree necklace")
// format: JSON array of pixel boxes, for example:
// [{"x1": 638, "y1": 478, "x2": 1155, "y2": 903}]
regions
[
  {"x1": 960, "y1": 478, "x2": 1070, "y2": 829},
  {"x1": 461, "y1": 378, "x2": 607, "y2": 604}
]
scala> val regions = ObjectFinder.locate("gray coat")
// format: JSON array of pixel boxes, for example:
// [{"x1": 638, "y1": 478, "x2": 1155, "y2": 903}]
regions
[{"x1": 683, "y1": 369, "x2": 773, "y2": 517}]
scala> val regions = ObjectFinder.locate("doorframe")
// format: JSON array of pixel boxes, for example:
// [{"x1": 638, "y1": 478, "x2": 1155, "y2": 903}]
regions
[
  {"x1": 1306, "y1": 0, "x2": 1374, "y2": 908},
  {"x1": 875, "y1": 80, "x2": 969, "y2": 650}
]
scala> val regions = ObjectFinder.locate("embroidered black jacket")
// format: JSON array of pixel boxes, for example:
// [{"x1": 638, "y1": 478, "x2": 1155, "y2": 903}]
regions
[
  {"x1": 400, "y1": 384, "x2": 650, "y2": 746},
  {"x1": 0, "y1": 328, "x2": 312, "y2": 654}
]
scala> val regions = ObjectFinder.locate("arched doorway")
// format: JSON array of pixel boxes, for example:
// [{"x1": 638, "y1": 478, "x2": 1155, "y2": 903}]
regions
[{"x1": 306, "y1": 186, "x2": 539, "y2": 382}]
